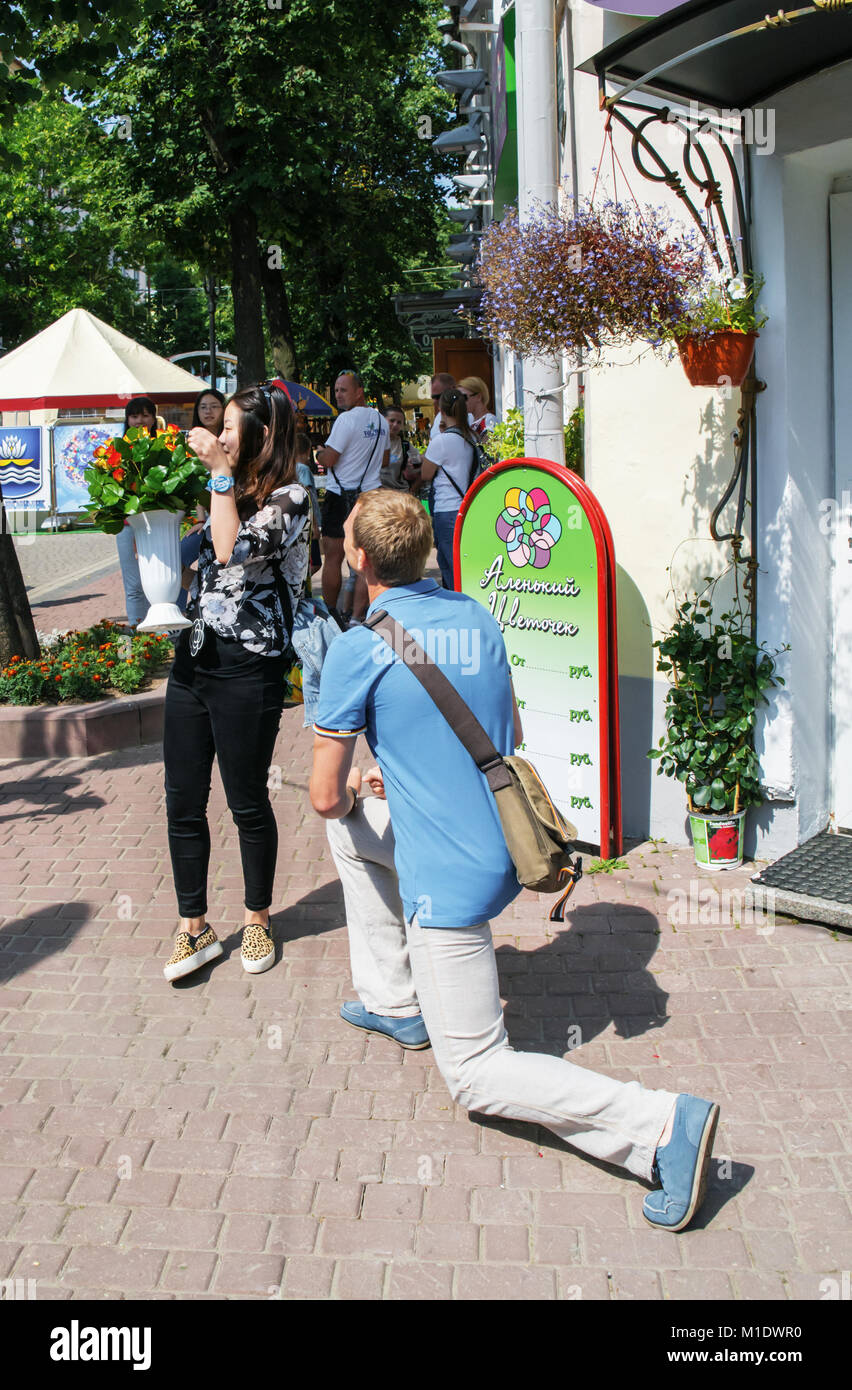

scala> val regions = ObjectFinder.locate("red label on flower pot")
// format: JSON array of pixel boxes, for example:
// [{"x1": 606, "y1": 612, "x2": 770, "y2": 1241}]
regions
[{"x1": 708, "y1": 822, "x2": 740, "y2": 860}]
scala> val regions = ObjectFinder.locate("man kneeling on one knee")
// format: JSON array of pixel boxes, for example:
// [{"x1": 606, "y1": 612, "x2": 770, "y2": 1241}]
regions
[{"x1": 309, "y1": 488, "x2": 720, "y2": 1232}]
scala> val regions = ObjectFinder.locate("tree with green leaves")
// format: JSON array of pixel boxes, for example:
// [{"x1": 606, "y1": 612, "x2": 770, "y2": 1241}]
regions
[
  {"x1": 0, "y1": 93, "x2": 153, "y2": 351},
  {"x1": 50, "y1": 0, "x2": 453, "y2": 387}
]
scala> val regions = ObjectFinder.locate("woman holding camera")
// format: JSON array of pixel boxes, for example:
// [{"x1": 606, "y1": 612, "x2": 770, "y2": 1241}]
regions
[{"x1": 162, "y1": 383, "x2": 310, "y2": 982}]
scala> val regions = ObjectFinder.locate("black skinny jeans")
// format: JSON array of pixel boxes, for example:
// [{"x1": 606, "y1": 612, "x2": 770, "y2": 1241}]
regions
[{"x1": 163, "y1": 630, "x2": 287, "y2": 918}]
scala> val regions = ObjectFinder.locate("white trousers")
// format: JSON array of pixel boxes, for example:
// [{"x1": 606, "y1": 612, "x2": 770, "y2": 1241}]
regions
[{"x1": 326, "y1": 797, "x2": 678, "y2": 1181}]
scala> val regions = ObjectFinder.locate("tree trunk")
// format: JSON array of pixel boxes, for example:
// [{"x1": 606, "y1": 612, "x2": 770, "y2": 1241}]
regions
[
  {"x1": 228, "y1": 205, "x2": 266, "y2": 387},
  {"x1": 0, "y1": 499, "x2": 40, "y2": 665},
  {"x1": 260, "y1": 259, "x2": 299, "y2": 382},
  {"x1": 327, "y1": 289, "x2": 350, "y2": 379},
  {"x1": 203, "y1": 273, "x2": 218, "y2": 386}
]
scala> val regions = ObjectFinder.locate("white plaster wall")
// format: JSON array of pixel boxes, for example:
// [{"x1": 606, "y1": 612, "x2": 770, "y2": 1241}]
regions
[
  {"x1": 750, "y1": 67, "x2": 852, "y2": 855},
  {"x1": 489, "y1": 12, "x2": 852, "y2": 852},
  {"x1": 570, "y1": 3, "x2": 743, "y2": 844}
]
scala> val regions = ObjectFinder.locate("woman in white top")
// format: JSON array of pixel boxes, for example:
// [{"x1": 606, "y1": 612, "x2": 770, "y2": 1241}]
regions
[
  {"x1": 419, "y1": 387, "x2": 476, "y2": 589},
  {"x1": 459, "y1": 375, "x2": 497, "y2": 441}
]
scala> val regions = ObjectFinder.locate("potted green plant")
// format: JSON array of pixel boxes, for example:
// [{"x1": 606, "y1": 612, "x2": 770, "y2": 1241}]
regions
[
  {"x1": 665, "y1": 273, "x2": 767, "y2": 387},
  {"x1": 487, "y1": 404, "x2": 584, "y2": 474},
  {"x1": 649, "y1": 572, "x2": 786, "y2": 869},
  {"x1": 84, "y1": 426, "x2": 209, "y2": 632}
]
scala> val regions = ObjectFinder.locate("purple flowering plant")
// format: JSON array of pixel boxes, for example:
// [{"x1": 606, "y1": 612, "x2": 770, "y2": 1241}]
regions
[{"x1": 471, "y1": 197, "x2": 712, "y2": 364}]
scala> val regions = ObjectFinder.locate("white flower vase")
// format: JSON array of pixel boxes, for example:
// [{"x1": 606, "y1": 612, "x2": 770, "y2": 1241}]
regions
[{"x1": 128, "y1": 509, "x2": 192, "y2": 632}]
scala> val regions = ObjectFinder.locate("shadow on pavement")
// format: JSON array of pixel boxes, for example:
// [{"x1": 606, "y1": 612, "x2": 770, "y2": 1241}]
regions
[
  {"x1": 0, "y1": 769, "x2": 106, "y2": 822},
  {"x1": 0, "y1": 901, "x2": 93, "y2": 984},
  {"x1": 27, "y1": 592, "x2": 106, "y2": 607},
  {"x1": 496, "y1": 902, "x2": 669, "y2": 1054},
  {"x1": 472, "y1": 902, "x2": 753, "y2": 1216}
]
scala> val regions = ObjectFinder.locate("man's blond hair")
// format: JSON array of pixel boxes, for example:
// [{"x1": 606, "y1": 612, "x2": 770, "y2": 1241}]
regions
[{"x1": 353, "y1": 489, "x2": 433, "y2": 586}]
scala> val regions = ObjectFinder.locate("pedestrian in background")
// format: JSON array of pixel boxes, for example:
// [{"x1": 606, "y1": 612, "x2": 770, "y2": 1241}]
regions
[
  {"x1": 294, "y1": 431, "x2": 321, "y2": 575},
  {"x1": 116, "y1": 396, "x2": 157, "y2": 629},
  {"x1": 380, "y1": 406, "x2": 414, "y2": 491},
  {"x1": 459, "y1": 376, "x2": 497, "y2": 441},
  {"x1": 420, "y1": 386, "x2": 477, "y2": 590},
  {"x1": 315, "y1": 369, "x2": 389, "y2": 620},
  {"x1": 178, "y1": 388, "x2": 226, "y2": 612},
  {"x1": 428, "y1": 372, "x2": 456, "y2": 442}
]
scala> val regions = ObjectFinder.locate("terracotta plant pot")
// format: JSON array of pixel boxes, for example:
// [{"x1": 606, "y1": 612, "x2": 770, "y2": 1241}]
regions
[{"x1": 677, "y1": 331, "x2": 757, "y2": 388}]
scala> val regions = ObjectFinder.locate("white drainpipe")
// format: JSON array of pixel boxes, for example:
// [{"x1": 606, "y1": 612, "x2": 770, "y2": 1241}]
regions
[{"x1": 515, "y1": 0, "x2": 565, "y2": 464}]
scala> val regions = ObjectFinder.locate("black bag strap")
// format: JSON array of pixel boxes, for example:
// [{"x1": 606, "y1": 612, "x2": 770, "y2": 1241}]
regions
[
  {"x1": 364, "y1": 609, "x2": 513, "y2": 793},
  {"x1": 431, "y1": 428, "x2": 476, "y2": 497},
  {"x1": 330, "y1": 408, "x2": 383, "y2": 493}
]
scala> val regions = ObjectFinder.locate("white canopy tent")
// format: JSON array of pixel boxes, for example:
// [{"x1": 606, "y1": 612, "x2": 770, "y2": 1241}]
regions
[{"x1": 0, "y1": 308, "x2": 205, "y2": 412}]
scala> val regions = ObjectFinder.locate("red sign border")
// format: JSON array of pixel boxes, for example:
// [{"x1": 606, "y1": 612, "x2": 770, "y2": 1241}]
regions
[{"x1": 453, "y1": 456, "x2": 622, "y2": 858}]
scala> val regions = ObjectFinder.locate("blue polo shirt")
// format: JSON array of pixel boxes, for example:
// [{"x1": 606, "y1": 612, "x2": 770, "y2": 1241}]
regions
[{"x1": 314, "y1": 579, "x2": 520, "y2": 928}]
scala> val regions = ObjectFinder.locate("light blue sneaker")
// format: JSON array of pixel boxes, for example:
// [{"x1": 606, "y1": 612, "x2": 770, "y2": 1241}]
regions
[
  {"x1": 340, "y1": 1001, "x2": 430, "y2": 1050},
  {"x1": 643, "y1": 1094, "x2": 720, "y2": 1232}
]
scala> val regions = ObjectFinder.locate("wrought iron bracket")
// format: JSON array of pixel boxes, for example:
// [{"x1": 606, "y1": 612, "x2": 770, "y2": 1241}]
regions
[{"x1": 593, "y1": 90, "x2": 762, "y2": 621}]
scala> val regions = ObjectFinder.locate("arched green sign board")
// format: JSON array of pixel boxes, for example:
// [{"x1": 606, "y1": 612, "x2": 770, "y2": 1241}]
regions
[{"x1": 454, "y1": 458, "x2": 622, "y2": 857}]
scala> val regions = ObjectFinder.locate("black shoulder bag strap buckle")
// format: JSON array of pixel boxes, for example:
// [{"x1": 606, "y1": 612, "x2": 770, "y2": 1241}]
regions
[{"x1": 432, "y1": 427, "x2": 475, "y2": 499}]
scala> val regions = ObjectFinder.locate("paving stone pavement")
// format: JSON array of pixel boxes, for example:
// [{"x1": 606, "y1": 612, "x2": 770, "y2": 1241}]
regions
[
  {"x1": 0, "y1": 713, "x2": 850, "y2": 1301},
  {"x1": 14, "y1": 530, "x2": 119, "y2": 597}
]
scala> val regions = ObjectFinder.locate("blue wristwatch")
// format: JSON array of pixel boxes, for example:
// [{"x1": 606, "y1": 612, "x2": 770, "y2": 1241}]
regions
[{"x1": 207, "y1": 473, "x2": 235, "y2": 493}]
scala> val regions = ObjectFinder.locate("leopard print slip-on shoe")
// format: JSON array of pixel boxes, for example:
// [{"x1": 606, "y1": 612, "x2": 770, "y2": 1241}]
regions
[
  {"x1": 240, "y1": 922, "x2": 275, "y2": 975},
  {"x1": 164, "y1": 926, "x2": 224, "y2": 983}
]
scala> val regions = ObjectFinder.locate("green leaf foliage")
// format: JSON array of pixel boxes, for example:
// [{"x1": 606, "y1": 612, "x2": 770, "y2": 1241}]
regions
[
  {"x1": 19, "y1": 0, "x2": 456, "y2": 391},
  {"x1": 648, "y1": 563, "x2": 789, "y2": 814}
]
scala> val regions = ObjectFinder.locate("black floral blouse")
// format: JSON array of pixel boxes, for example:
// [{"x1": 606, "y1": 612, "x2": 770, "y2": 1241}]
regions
[{"x1": 189, "y1": 483, "x2": 310, "y2": 656}]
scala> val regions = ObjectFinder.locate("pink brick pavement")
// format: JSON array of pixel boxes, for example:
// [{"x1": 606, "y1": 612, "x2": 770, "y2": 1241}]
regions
[
  {"x1": 0, "y1": 712, "x2": 850, "y2": 1300},
  {"x1": 30, "y1": 567, "x2": 130, "y2": 638}
]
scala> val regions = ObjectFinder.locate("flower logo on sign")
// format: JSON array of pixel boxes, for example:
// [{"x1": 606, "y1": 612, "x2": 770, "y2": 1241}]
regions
[{"x1": 495, "y1": 486, "x2": 561, "y2": 569}]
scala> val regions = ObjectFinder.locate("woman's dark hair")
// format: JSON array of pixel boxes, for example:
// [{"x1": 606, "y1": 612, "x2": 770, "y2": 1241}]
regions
[
  {"x1": 123, "y1": 397, "x2": 157, "y2": 435},
  {"x1": 439, "y1": 387, "x2": 474, "y2": 443},
  {"x1": 191, "y1": 387, "x2": 226, "y2": 431},
  {"x1": 229, "y1": 383, "x2": 296, "y2": 518}
]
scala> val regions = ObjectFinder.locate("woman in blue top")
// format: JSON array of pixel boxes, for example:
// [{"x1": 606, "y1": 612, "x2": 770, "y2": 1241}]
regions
[{"x1": 163, "y1": 383, "x2": 310, "y2": 983}]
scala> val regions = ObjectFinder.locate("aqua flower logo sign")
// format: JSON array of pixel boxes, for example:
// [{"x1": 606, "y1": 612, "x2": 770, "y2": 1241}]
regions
[{"x1": 495, "y1": 485, "x2": 562, "y2": 569}]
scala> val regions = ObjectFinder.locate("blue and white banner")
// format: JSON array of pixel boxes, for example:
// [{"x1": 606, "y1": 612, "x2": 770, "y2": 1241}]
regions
[{"x1": 0, "y1": 427, "x2": 50, "y2": 510}]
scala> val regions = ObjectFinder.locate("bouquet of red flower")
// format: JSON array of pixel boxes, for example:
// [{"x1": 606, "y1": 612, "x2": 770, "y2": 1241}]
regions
[{"x1": 83, "y1": 425, "x2": 209, "y2": 535}]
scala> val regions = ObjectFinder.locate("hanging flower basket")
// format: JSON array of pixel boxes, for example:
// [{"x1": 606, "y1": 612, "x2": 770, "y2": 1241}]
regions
[
  {"x1": 468, "y1": 198, "x2": 710, "y2": 364},
  {"x1": 677, "y1": 331, "x2": 758, "y2": 388}
]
